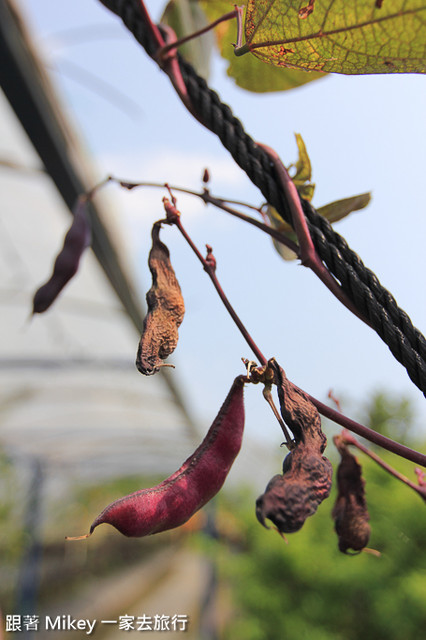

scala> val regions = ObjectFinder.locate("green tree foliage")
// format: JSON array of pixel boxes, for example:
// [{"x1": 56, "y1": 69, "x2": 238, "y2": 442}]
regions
[{"x1": 359, "y1": 392, "x2": 416, "y2": 443}]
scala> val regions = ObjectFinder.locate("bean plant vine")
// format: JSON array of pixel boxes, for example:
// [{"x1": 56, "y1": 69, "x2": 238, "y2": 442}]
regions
[{"x1": 32, "y1": 0, "x2": 426, "y2": 555}]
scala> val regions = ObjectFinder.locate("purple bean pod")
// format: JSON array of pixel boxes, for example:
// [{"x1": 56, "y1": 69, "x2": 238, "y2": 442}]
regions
[{"x1": 32, "y1": 196, "x2": 91, "y2": 314}]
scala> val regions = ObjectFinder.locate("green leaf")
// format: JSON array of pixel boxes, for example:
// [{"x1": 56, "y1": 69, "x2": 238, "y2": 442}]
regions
[
  {"x1": 262, "y1": 133, "x2": 315, "y2": 259},
  {"x1": 161, "y1": 0, "x2": 215, "y2": 79},
  {"x1": 199, "y1": 0, "x2": 325, "y2": 92},
  {"x1": 292, "y1": 133, "x2": 312, "y2": 184},
  {"x1": 317, "y1": 192, "x2": 372, "y2": 224},
  {"x1": 265, "y1": 191, "x2": 371, "y2": 261},
  {"x1": 242, "y1": 0, "x2": 426, "y2": 74},
  {"x1": 263, "y1": 134, "x2": 371, "y2": 261},
  {"x1": 290, "y1": 133, "x2": 315, "y2": 199}
]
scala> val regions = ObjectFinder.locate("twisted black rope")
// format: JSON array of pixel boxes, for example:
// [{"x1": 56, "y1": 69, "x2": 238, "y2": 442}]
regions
[{"x1": 98, "y1": 0, "x2": 426, "y2": 397}]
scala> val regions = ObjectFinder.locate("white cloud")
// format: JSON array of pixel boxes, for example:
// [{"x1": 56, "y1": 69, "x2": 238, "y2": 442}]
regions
[{"x1": 94, "y1": 146, "x2": 255, "y2": 244}]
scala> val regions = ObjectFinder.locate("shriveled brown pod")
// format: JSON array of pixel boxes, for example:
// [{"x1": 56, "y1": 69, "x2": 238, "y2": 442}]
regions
[
  {"x1": 332, "y1": 435, "x2": 370, "y2": 554},
  {"x1": 136, "y1": 222, "x2": 185, "y2": 375},
  {"x1": 256, "y1": 358, "x2": 332, "y2": 534}
]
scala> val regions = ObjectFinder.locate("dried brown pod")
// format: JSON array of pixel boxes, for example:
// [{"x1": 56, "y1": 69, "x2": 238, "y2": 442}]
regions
[
  {"x1": 272, "y1": 358, "x2": 326, "y2": 451},
  {"x1": 136, "y1": 222, "x2": 185, "y2": 375},
  {"x1": 332, "y1": 435, "x2": 370, "y2": 554},
  {"x1": 256, "y1": 359, "x2": 332, "y2": 534}
]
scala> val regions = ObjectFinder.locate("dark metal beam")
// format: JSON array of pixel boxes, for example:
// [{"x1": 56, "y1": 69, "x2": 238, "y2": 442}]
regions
[{"x1": 0, "y1": 0, "x2": 197, "y2": 436}]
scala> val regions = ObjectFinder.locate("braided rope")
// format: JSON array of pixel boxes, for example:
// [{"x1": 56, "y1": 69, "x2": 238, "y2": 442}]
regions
[{"x1": 98, "y1": 0, "x2": 426, "y2": 397}]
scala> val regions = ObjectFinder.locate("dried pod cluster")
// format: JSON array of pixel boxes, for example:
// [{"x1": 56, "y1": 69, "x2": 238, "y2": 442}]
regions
[
  {"x1": 136, "y1": 222, "x2": 185, "y2": 375},
  {"x1": 256, "y1": 359, "x2": 333, "y2": 534},
  {"x1": 332, "y1": 435, "x2": 370, "y2": 554},
  {"x1": 68, "y1": 376, "x2": 246, "y2": 539}
]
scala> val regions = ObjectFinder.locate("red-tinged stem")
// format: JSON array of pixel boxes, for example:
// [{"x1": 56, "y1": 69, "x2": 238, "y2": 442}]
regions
[
  {"x1": 234, "y1": 5, "x2": 245, "y2": 49},
  {"x1": 340, "y1": 430, "x2": 426, "y2": 501},
  {"x1": 327, "y1": 389, "x2": 342, "y2": 412},
  {"x1": 158, "y1": 10, "x2": 240, "y2": 59},
  {"x1": 233, "y1": 5, "x2": 247, "y2": 53},
  {"x1": 257, "y1": 143, "x2": 371, "y2": 327},
  {"x1": 137, "y1": 2, "x2": 198, "y2": 122},
  {"x1": 314, "y1": 398, "x2": 426, "y2": 467},
  {"x1": 173, "y1": 217, "x2": 267, "y2": 367},
  {"x1": 170, "y1": 203, "x2": 425, "y2": 466},
  {"x1": 135, "y1": 7, "x2": 379, "y2": 338},
  {"x1": 83, "y1": 176, "x2": 425, "y2": 466},
  {"x1": 137, "y1": 0, "x2": 165, "y2": 50},
  {"x1": 136, "y1": 3, "x2": 243, "y2": 131}
]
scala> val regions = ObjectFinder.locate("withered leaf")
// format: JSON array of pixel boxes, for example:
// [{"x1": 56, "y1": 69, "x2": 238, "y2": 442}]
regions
[{"x1": 136, "y1": 222, "x2": 185, "y2": 375}]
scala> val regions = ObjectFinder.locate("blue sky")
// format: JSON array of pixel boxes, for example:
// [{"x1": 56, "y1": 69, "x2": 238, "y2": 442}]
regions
[{"x1": 17, "y1": 0, "x2": 426, "y2": 444}]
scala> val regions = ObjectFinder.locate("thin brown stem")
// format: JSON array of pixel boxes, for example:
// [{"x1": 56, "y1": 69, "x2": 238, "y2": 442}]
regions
[
  {"x1": 234, "y1": 5, "x2": 245, "y2": 49},
  {"x1": 133, "y1": 6, "x2": 422, "y2": 421},
  {"x1": 109, "y1": 176, "x2": 300, "y2": 253},
  {"x1": 204, "y1": 192, "x2": 300, "y2": 254},
  {"x1": 78, "y1": 178, "x2": 425, "y2": 466},
  {"x1": 341, "y1": 430, "x2": 426, "y2": 501},
  {"x1": 314, "y1": 398, "x2": 426, "y2": 467},
  {"x1": 158, "y1": 10, "x2": 240, "y2": 59},
  {"x1": 173, "y1": 216, "x2": 267, "y2": 366},
  {"x1": 263, "y1": 385, "x2": 294, "y2": 448},
  {"x1": 165, "y1": 197, "x2": 426, "y2": 467},
  {"x1": 137, "y1": 0, "x2": 165, "y2": 48},
  {"x1": 137, "y1": 1, "x2": 199, "y2": 122}
]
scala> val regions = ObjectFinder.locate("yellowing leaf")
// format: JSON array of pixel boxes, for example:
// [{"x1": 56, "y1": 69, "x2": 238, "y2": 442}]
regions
[
  {"x1": 289, "y1": 133, "x2": 316, "y2": 200},
  {"x1": 286, "y1": 133, "x2": 316, "y2": 200},
  {"x1": 262, "y1": 133, "x2": 315, "y2": 257},
  {"x1": 265, "y1": 191, "x2": 371, "y2": 261},
  {"x1": 263, "y1": 136, "x2": 371, "y2": 262},
  {"x1": 200, "y1": 0, "x2": 325, "y2": 92},
  {"x1": 317, "y1": 192, "x2": 372, "y2": 224},
  {"x1": 241, "y1": 0, "x2": 426, "y2": 74}
]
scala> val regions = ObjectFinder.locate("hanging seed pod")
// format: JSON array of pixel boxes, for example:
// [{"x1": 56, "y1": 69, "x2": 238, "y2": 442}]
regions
[
  {"x1": 32, "y1": 196, "x2": 91, "y2": 314},
  {"x1": 332, "y1": 435, "x2": 370, "y2": 554},
  {"x1": 67, "y1": 376, "x2": 246, "y2": 539},
  {"x1": 256, "y1": 359, "x2": 332, "y2": 534},
  {"x1": 272, "y1": 358, "x2": 327, "y2": 451},
  {"x1": 136, "y1": 222, "x2": 185, "y2": 375}
]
